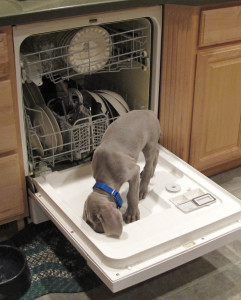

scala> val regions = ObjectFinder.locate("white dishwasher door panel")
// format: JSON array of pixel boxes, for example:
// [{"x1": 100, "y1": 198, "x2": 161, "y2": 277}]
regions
[{"x1": 30, "y1": 146, "x2": 241, "y2": 292}]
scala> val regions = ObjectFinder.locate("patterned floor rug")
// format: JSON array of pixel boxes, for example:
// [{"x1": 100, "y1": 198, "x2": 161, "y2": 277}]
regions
[{"x1": 1, "y1": 221, "x2": 102, "y2": 300}]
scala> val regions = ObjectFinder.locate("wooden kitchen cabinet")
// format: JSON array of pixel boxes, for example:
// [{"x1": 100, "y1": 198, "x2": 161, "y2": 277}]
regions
[
  {"x1": 0, "y1": 26, "x2": 28, "y2": 225},
  {"x1": 0, "y1": 154, "x2": 26, "y2": 221},
  {"x1": 190, "y1": 44, "x2": 241, "y2": 173},
  {"x1": 160, "y1": 3, "x2": 241, "y2": 176},
  {"x1": 0, "y1": 80, "x2": 18, "y2": 153}
]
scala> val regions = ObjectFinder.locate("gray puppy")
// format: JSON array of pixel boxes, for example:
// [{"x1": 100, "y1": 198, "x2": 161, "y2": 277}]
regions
[{"x1": 83, "y1": 110, "x2": 161, "y2": 237}]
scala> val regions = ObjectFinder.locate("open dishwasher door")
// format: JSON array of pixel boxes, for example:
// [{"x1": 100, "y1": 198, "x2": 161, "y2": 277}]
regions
[
  {"x1": 29, "y1": 145, "x2": 241, "y2": 292},
  {"x1": 12, "y1": 4, "x2": 241, "y2": 292}
]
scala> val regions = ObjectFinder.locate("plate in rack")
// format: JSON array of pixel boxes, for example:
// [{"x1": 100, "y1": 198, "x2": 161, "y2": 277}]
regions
[
  {"x1": 67, "y1": 26, "x2": 112, "y2": 74},
  {"x1": 97, "y1": 92, "x2": 127, "y2": 116},
  {"x1": 32, "y1": 105, "x2": 57, "y2": 154},
  {"x1": 97, "y1": 90, "x2": 130, "y2": 112},
  {"x1": 29, "y1": 132, "x2": 44, "y2": 156},
  {"x1": 41, "y1": 105, "x2": 63, "y2": 152}
]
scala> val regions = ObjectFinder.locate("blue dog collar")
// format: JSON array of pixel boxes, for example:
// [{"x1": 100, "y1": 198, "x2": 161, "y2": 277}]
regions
[{"x1": 93, "y1": 182, "x2": 123, "y2": 209}]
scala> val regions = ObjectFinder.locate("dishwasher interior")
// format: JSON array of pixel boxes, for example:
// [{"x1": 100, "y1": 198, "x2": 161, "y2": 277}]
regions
[
  {"x1": 19, "y1": 16, "x2": 153, "y2": 176},
  {"x1": 13, "y1": 6, "x2": 241, "y2": 293}
]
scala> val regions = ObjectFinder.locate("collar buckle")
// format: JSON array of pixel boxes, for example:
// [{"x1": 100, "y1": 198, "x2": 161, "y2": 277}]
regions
[{"x1": 93, "y1": 182, "x2": 123, "y2": 209}]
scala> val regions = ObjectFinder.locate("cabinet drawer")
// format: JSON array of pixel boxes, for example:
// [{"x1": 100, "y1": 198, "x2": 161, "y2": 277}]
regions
[
  {"x1": 0, "y1": 80, "x2": 17, "y2": 153},
  {"x1": 199, "y1": 6, "x2": 241, "y2": 47},
  {"x1": 0, "y1": 154, "x2": 25, "y2": 221},
  {"x1": 0, "y1": 32, "x2": 8, "y2": 78}
]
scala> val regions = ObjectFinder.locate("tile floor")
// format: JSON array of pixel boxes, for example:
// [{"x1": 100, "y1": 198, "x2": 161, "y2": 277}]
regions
[{"x1": 34, "y1": 167, "x2": 241, "y2": 300}]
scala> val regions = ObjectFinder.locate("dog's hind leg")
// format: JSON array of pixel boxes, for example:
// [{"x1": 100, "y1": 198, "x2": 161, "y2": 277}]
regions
[{"x1": 151, "y1": 146, "x2": 159, "y2": 177}]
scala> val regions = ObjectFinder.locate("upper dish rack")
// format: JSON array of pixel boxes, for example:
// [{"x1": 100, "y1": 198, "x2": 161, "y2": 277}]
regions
[{"x1": 20, "y1": 25, "x2": 149, "y2": 85}]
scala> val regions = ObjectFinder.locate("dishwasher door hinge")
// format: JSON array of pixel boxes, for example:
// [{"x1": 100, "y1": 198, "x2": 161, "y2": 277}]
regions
[{"x1": 26, "y1": 176, "x2": 37, "y2": 194}]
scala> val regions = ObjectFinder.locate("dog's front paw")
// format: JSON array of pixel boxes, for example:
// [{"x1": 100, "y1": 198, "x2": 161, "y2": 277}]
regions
[
  {"x1": 123, "y1": 208, "x2": 140, "y2": 224},
  {"x1": 139, "y1": 185, "x2": 148, "y2": 200}
]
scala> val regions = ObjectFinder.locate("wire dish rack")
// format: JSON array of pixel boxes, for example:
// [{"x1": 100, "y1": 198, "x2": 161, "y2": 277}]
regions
[
  {"x1": 21, "y1": 25, "x2": 149, "y2": 85},
  {"x1": 25, "y1": 107, "x2": 112, "y2": 175}
]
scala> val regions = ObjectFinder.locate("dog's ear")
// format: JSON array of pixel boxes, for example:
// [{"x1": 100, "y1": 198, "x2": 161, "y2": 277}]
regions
[{"x1": 99, "y1": 203, "x2": 123, "y2": 237}]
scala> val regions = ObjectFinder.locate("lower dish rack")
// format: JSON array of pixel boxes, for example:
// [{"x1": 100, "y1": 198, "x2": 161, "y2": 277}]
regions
[{"x1": 25, "y1": 106, "x2": 111, "y2": 175}]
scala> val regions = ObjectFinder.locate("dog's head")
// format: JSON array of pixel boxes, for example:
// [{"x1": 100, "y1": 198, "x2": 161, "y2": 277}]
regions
[{"x1": 83, "y1": 191, "x2": 123, "y2": 237}]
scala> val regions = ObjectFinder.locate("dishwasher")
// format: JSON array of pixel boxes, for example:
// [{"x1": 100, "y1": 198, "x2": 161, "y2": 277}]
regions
[{"x1": 13, "y1": 5, "x2": 241, "y2": 293}]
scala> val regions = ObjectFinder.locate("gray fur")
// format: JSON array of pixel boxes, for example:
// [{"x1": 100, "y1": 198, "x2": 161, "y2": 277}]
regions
[{"x1": 83, "y1": 110, "x2": 161, "y2": 237}]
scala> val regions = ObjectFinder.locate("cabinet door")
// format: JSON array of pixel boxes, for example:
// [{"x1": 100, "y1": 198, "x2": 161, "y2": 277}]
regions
[
  {"x1": 0, "y1": 80, "x2": 18, "y2": 153},
  {"x1": 190, "y1": 44, "x2": 241, "y2": 174},
  {"x1": 0, "y1": 32, "x2": 8, "y2": 78},
  {"x1": 0, "y1": 154, "x2": 25, "y2": 221}
]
